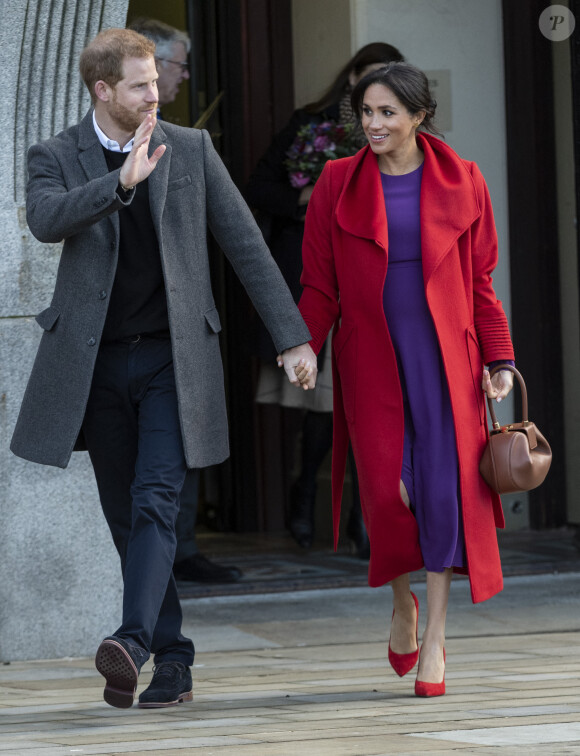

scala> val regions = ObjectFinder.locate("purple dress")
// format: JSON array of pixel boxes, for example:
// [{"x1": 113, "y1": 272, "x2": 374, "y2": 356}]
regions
[{"x1": 381, "y1": 165, "x2": 466, "y2": 571}]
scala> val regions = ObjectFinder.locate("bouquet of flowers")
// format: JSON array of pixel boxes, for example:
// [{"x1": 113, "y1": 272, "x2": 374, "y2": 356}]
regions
[{"x1": 284, "y1": 120, "x2": 359, "y2": 188}]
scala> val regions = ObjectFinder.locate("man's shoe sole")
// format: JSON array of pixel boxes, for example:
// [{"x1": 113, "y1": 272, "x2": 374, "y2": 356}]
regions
[
  {"x1": 138, "y1": 689, "x2": 193, "y2": 709},
  {"x1": 95, "y1": 639, "x2": 138, "y2": 708}
]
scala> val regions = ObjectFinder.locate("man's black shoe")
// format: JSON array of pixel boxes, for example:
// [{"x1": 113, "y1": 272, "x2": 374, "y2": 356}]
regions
[
  {"x1": 173, "y1": 553, "x2": 242, "y2": 583},
  {"x1": 95, "y1": 636, "x2": 147, "y2": 709},
  {"x1": 138, "y1": 661, "x2": 193, "y2": 708}
]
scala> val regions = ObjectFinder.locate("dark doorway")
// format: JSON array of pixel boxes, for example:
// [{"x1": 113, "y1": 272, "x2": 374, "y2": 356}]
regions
[
  {"x1": 502, "y1": 0, "x2": 567, "y2": 527},
  {"x1": 214, "y1": 0, "x2": 300, "y2": 533}
]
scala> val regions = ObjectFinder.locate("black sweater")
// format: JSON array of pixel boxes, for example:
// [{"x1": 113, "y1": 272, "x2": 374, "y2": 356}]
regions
[{"x1": 101, "y1": 148, "x2": 169, "y2": 341}]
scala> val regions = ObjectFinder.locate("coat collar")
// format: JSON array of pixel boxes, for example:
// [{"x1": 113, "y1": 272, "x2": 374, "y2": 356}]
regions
[
  {"x1": 78, "y1": 109, "x2": 108, "y2": 181},
  {"x1": 77, "y1": 109, "x2": 171, "y2": 239},
  {"x1": 335, "y1": 132, "x2": 482, "y2": 283},
  {"x1": 335, "y1": 144, "x2": 387, "y2": 245}
]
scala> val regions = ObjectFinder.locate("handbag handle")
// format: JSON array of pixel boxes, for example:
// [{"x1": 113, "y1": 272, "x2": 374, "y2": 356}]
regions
[{"x1": 486, "y1": 364, "x2": 528, "y2": 430}]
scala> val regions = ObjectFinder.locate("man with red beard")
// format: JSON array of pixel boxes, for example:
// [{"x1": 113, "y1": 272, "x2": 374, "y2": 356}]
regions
[{"x1": 12, "y1": 29, "x2": 316, "y2": 709}]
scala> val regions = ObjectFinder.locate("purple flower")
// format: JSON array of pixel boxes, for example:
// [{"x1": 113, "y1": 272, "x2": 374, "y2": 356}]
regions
[
  {"x1": 313, "y1": 135, "x2": 332, "y2": 151},
  {"x1": 289, "y1": 171, "x2": 311, "y2": 188},
  {"x1": 284, "y1": 119, "x2": 357, "y2": 188}
]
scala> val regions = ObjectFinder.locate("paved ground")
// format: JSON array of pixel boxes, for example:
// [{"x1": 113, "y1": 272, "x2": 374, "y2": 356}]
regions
[{"x1": 1, "y1": 571, "x2": 579, "y2": 754}]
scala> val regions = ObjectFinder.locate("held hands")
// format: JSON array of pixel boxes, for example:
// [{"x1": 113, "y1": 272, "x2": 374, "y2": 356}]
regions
[
  {"x1": 276, "y1": 343, "x2": 317, "y2": 390},
  {"x1": 482, "y1": 368, "x2": 514, "y2": 403},
  {"x1": 119, "y1": 114, "x2": 166, "y2": 189}
]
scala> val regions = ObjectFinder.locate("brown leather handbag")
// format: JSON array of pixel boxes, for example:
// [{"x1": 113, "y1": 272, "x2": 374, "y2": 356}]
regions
[{"x1": 479, "y1": 364, "x2": 552, "y2": 494}]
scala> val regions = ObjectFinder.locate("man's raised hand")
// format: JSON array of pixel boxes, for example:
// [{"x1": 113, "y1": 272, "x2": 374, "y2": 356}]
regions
[{"x1": 119, "y1": 114, "x2": 166, "y2": 189}]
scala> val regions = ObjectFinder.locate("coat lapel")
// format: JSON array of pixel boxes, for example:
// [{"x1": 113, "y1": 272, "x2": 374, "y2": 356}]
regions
[
  {"x1": 78, "y1": 109, "x2": 119, "y2": 236},
  {"x1": 417, "y1": 132, "x2": 481, "y2": 285},
  {"x1": 78, "y1": 109, "x2": 110, "y2": 182},
  {"x1": 148, "y1": 122, "x2": 171, "y2": 243},
  {"x1": 336, "y1": 146, "x2": 388, "y2": 249}
]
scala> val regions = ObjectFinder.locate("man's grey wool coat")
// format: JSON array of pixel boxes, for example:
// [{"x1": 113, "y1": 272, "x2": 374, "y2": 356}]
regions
[{"x1": 11, "y1": 110, "x2": 311, "y2": 469}]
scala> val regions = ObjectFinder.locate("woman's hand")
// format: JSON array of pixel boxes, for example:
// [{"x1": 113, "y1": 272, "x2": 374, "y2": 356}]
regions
[
  {"x1": 297, "y1": 185, "x2": 314, "y2": 221},
  {"x1": 482, "y1": 368, "x2": 514, "y2": 403},
  {"x1": 276, "y1": 345, "x2": 317, "y2": 390},
  {"x1": 293, "y1": 359, "x2": 314, "y2": 389},
  {"x1": 298, "y1": 185, "x2": 314, "y2": 206}
]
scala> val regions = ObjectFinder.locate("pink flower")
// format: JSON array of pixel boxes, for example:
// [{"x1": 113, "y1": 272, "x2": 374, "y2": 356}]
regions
[{"x1": 289, "y1": 171, "x2": 311, "y2": 188}]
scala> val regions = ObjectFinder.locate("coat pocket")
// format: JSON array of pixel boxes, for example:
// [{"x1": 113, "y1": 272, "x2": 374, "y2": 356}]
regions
[
  {"x1": 466, "y1": 324, "x2": 485, "y2": 426},
  {"x1": 167, "y1": 175, "x2": 192, "y2": 193},
  {"x1": 35, "y1": 306, "x2": 60, "y2": 331},
  {"x1": 333, "y1": 320, "x2": 357, "y2": 422},
  {"x1": 204, "y1": 306, "x2": 222, "y2": 334}
]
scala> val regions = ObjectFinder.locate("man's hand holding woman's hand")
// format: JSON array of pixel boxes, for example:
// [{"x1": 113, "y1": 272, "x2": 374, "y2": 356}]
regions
[
  {"x1": 276, "y1": 343, "x2": 317, "y2": 390},
  {"x1": 482, "y1": 368, "x2": 514, "y2": 403}
]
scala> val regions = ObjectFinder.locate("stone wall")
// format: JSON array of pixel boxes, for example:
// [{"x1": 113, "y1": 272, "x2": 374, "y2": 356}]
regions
[{"x1": 0, "y1": 0, "x2": 129, "y2": 661}]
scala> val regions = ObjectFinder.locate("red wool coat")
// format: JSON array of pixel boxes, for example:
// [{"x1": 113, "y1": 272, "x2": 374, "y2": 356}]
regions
[{"x1": 298, "y1": 132, "x2": 515, "y2": 604}]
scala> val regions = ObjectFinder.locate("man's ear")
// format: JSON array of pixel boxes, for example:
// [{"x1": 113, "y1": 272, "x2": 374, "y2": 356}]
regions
[{"x1": 94, "y1": 80, "x2": 112, "y2": 103}]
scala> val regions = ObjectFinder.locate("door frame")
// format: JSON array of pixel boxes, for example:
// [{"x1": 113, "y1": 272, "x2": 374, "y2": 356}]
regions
[{"x1": 502, "y1": 0, "x2": 567, "y2": 527}]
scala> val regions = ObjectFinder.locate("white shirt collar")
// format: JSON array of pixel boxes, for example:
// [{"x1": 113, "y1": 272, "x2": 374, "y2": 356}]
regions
[{"x1": 92, "y1": 111, "x2": 134, "y2": 153}]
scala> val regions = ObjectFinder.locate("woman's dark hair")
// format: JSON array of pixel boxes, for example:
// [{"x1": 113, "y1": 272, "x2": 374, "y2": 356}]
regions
[
  {"x1": 350, "y1": 62, "x2": 442, "y2": 137},
  {"x1": 304, "y1": 42, "x2": 404, "y2": 114}
]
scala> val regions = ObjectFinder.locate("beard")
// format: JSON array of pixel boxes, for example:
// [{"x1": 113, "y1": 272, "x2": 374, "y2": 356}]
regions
[{"x1": 108, "y1": 92, "x2": 156, "y2": 134}]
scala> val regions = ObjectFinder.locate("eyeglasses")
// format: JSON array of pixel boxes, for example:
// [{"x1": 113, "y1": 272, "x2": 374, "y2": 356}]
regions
[{"x1": 156, "y1": 58, "x2": 189, "y2": 73}]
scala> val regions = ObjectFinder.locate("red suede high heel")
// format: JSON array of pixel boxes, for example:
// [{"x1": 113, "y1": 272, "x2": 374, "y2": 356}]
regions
[
  {"x1": 415, "y1": 647, "x2": 446, "y2": 697},
  {"x1": 388, "y1": 591, "x2": 419, "y2": 677}
]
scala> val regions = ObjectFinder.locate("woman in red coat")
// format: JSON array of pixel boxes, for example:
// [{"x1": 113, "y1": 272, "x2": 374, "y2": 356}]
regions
[{"x1": 294, "y1": 63, "x2": 515, "y2": 696}]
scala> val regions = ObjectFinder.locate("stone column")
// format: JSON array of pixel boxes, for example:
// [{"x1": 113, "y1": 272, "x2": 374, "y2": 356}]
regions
[{"x1": 0, "y1": 0, "x2": 129, "y2": 661}]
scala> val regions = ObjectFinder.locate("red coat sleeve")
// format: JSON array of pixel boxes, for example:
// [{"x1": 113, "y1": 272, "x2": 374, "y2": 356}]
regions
[
  {"x1": 469, "y1": 162, "x2": 515, "y2": 363},
  {"x1": 298, "y1": 162, "x2": 340, "y2": 353}
]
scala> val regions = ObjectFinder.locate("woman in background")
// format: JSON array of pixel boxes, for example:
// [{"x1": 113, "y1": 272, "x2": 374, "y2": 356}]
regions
[{"x1": 247, "y1": 43, "x2": 404, "y2": 557}]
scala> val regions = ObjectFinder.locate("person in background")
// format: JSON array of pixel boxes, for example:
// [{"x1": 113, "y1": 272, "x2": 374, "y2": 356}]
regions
[
  {"x1": 129, "y1": 17, "x2": 241, "y2": 583},
  {"x1": 12, "y1": 28, "x2": 315, "y2": 710},
  {"x1": 295, "y1": 62, "x2": 514, "y2": 697},
  {"x1": 128, "y1": 18, "x2": 190, "y2": 110},
  {"x1": 246, "y1": 43, "x2": 404, "y2": 558}
]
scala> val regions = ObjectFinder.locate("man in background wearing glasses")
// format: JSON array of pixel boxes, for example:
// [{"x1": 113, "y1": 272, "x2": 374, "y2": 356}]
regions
[{"x1": 129, "y1": 18, "x2": 190, "y2": 111}]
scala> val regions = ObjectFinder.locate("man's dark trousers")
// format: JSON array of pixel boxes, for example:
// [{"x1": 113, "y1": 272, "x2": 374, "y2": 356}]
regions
[{"x1": 82, "y1": 334, "x2": 195, "y2": 666}]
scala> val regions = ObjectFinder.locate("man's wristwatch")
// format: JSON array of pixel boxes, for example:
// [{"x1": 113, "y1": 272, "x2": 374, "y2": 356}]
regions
[{"x1": 119, "y1": 180, "x2": 135, "y2": 193}]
